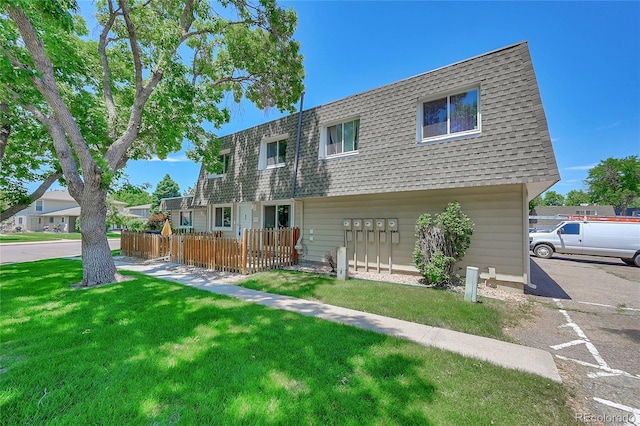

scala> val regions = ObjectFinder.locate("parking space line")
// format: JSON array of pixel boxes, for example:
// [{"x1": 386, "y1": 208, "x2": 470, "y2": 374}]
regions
[
  {"x1": 577, "y1": 301, "x2": 640, "y2": 312},
  {"x1": 593, "y1": 398, "x2": 640, "y2": 426}
]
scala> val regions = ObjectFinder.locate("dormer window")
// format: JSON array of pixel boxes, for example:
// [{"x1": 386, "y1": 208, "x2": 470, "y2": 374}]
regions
[
  {"x1": 319, "y1": 118, "x2": 360, "y2": 159},
  {"x1": 259, "y1": 134, "x2": 288, "y2": 170},
  {"x1": 418, "y1": 87, "x2": 480, "y2": 143},
  {"x1": 208, "y1": 150, "x2": 230, "y2": 178}
]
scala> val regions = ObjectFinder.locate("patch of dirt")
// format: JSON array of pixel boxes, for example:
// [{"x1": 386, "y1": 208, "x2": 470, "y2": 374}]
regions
[{"x1": 71, "y1": 272, "x2": 135, "y2": 289}]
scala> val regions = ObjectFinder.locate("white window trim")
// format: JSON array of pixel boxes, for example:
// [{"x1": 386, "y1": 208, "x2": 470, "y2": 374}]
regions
[
  {"x1": 263, "y1": 203, "x2": 291, "y2": 229},
  {"x1": 35, "y1": 200, "x2": 44, "y2": 212},
  {"x1": 416, "y1": 85, "x2": 481, "y2": 145},
  {"x1": 212, "y1": 205, "x2": 233, "y2": 230},
  {"x1": 319, "y1": 116, "x2": 360, "y2": 160},
  {"x1": 259, "y1": 133, "x2": 289, "y2": 171},
  {"x1": 179, "y1": 210, "x2": 193, "y2": 228},
  {"x1": 208, "y1": 149, "x2": 231, "y2": 179}
]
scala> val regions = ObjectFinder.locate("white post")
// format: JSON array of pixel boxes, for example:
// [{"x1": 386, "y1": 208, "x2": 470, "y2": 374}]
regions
[
  {"x1": 337, "y1": 246, "x2": 347, "y2": 281},
  {"x1": 464, "y1": 266, "x2": 479, "y2": 303}
]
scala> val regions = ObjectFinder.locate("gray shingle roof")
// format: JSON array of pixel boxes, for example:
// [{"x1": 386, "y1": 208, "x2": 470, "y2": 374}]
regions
[{"x1": 194, "y1": 41, "x2": 559, "y2": 206}]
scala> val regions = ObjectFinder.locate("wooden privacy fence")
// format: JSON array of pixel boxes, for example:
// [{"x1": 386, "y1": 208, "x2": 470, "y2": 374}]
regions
[{"x1": 120, "y1": 228, "x2": 299, "y2": 274}]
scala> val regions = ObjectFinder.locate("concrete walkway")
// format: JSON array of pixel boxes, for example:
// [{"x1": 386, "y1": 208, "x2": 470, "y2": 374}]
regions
[{"x1": 115, "y1": 260, "x2": 562, "y2": 383}]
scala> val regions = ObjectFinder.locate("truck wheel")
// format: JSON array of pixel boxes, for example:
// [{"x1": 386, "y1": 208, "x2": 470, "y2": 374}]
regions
[
  {"x1": 621, "y1": 258, "x2": 635, "y2": 266},
  {"x1": 634, "y1": 255, "x2": 640, "y2": 268},
  {"x1": 533, "y1": 244, "x2": 554, "y2": 259}
]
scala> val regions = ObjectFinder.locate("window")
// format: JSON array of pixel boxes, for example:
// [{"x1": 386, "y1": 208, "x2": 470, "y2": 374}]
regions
[
  {"x1": 560, "y1": 223, "x2": 580, "y2": 235},
  {"x1": 35, "y1": 200, "x2": 43, "y2": 212},
  {"x1": 180, "y1": 211, "x2": 192, "y2": 227},
  {"x1": 259, "y1": 134, "x2": 288, "y2": 170},
  {"x1": 419, "y1": 88, "x2": 480, "y2": 142},
  {"x1": 325, "y1": 119, "x2": 359, "y2": 157},
  {"x1": 214, "y1": 206, "x2": 232, "y2": 228},
  {"x1": 208, "y1": 151, "x2": 230, "y2": 178},
  {"x1": 49, "y1": 217, "x2": 54, "y2": 224},
  {"x1": 264, "y1": 205, "x2": 290, "y2": 229},
  {"x1": 266, "y1": 139, "x2": 287, "y2": 167}
]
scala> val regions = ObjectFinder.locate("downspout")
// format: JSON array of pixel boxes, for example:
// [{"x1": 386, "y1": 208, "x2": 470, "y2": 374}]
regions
[
  {"x1": 291, "y1": 91, "x2": 305, "y2": 200},
  {"x1": 291, "y1": 92, "x2": 305, "y2": 255}
]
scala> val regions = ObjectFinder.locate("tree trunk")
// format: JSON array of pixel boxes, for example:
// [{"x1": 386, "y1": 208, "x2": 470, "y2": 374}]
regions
[{"x1": 79, "y1": 188, "x2": 117, "y2": 286}]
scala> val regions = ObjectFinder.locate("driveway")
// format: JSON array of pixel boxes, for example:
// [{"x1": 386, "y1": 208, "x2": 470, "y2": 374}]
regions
[
  {"x1": 0, "y1": 238, "x2": 121, "y2": 264},
  {"x1": 509, "y1": 254, "x2": 640, "y2": 425}
]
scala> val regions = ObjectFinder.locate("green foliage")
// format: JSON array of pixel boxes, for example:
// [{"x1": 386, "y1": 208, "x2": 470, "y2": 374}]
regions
[
  {"x1": 585, "y1": 155, "x2": 640, "y2": 214},
  {"x1": 541, "y1": 190, "x2": 565, "y2": 206},
  {"x1": 111, "y1": 177, "x2": 153, "y2": 207},
  {"x1": 151, "y1": 174, "x2": 181, "y2": 211},
  {"x1": 413, "y1": 202, "x2": 474, "y2": 287},
  {"x1": 124, "y1": 217, "x2": 145, "y2": 232},
  {"x1": 564, "y1": 189, "x2": 590, "y2": 206}
]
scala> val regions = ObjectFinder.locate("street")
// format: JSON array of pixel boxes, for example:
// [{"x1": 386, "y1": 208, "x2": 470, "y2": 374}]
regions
[{"x1": 0, "y1": 239, "x2": 121, "y2": 264}]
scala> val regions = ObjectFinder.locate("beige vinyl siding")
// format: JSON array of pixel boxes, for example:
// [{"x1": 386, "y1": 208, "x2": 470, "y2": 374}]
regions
[
  {"x1": 193, "y1": 208, "x2": 207, "y2": 231},
  {"x1": 300, "y1": 184, "x2": 527, "y2": 285}
]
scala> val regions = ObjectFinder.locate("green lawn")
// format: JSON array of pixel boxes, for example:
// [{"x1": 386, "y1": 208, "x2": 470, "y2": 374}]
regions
[
  {"x1": 0, "y1": 259, "x2": 578, "y2": 425},
  {"x1": 0, "y1": 232, "x2": 120, "y2": 243},
  {"x1": 236, "y1": 270, "x2": 531, "y2": 341}
]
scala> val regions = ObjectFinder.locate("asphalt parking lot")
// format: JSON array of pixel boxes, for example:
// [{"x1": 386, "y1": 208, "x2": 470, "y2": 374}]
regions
[{"x1": 508, "y1": 254, "x2": 640, "y2": 425}]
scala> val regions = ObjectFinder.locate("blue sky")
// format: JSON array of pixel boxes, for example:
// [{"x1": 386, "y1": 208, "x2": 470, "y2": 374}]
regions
[{"x1": 59, "y1": 1, "x2": 640, "y2": 196}]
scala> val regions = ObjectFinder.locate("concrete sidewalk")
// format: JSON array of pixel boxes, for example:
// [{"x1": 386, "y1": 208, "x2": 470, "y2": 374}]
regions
[{"x1": 115, "y1": 260, "x2": 562, "y2": 383}]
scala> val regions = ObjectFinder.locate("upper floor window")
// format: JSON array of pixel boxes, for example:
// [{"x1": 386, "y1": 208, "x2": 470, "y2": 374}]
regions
[
  {"x1": 214, "y1": 206, "x2": 232, "y2": 228},
  {"x1": 35, "y1": 200, "x2": 43, "y2": 212},
  {"x1": 208, "y1": 151, "x2": 230, "y2": 178},
  {"x1": 419, "y1": 87, "x2": 480, "y2": 143},
  {"x1": 259, "y1": 134, "x2": 288, "y2": 170},
  {"x1": 324, "y1": 119, "x2": 359, "y2": 157}
]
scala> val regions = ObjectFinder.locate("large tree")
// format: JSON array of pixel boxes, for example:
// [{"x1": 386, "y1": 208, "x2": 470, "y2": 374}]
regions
[
  {"x1": 1, "y1": 0, "x2": 304, "y2": 286},
  {"x1": 585, "y1": 155, "x2": 640, "y2": 215}
]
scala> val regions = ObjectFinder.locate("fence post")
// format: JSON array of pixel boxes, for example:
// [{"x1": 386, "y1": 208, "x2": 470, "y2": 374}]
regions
[{"x1": 242, "y1": 228, "x2": 248, "y2": 274}]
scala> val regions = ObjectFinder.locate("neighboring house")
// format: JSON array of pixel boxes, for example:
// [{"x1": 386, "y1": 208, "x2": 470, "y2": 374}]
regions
[
  {"x1": 530, "y1": 205, "x2": 617, "y2": 229},
  {"x1": 13, "y1": 190, "x2": 127, "y2": 232},
  {"x1": 14, "y1": 190, "x2": 79, "y2": 232},
  {"x1": 162, "y1": 41, "x2": 560, "y2": 289},
  {"x1": 125, "y1": 204, "x2": 152, "y2": 221}
]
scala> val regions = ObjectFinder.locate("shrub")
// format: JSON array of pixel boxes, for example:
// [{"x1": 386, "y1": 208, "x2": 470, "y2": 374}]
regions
[
  {"x1": 146, "y1": 213, "x2": 168, "y2": 230},
  {"x1": 414, "y1": 201, "x2": 474, "y2": 287}
]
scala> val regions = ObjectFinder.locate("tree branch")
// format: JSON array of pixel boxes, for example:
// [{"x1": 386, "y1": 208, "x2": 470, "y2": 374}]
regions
[
  {"x1": 0, "y1": 171, "x2": 63, "y2": 222},
  {"x1": 6, "y1": 5, "x2": 90, "y2": 194},
  {"x1": 0, "y1": 101, "x2": 9, "y2": 163},
  {"x1": 99, "y1": 0, "x2": 120, "y2": 139},
  {"x1": 119, "y1": 0, "x2": 143, "y2": 94}
]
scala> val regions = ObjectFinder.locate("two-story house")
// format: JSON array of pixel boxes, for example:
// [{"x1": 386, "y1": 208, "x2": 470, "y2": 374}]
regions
[
  {"x1": 13, "y1": 190, "x2": 127, "y2": 232},
  {"x1": 162, "y1": 42, "x2": 560, "y2": 289}
]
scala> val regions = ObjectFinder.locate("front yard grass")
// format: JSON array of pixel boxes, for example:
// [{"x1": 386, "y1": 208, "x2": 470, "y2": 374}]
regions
[
  {"x1": 0, "y1": 232, "x2": 120, "y2": 243},
  {"x1": 236, "y1": 270, "x2": 531, "y2": 341},
  {"x1": 0, "y1": 259, "x2": 578, "y2": 425}
]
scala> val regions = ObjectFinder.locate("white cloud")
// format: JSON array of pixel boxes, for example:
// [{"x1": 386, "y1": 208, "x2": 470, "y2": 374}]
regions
[
  {"x1": 596, "y1": 121, "x2": 622, "y2": 130},
  {"x1": 148, "y1": 154, "x2": 191, "y2": 163},
  {"x1": 565, "y1": 164, "x2": 596, "y2": 171}
]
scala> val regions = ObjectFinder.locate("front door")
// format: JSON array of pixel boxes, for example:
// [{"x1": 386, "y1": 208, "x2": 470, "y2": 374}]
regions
[{"x1": 237, "y1": 204, "x2": 252, "y2": 239}]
